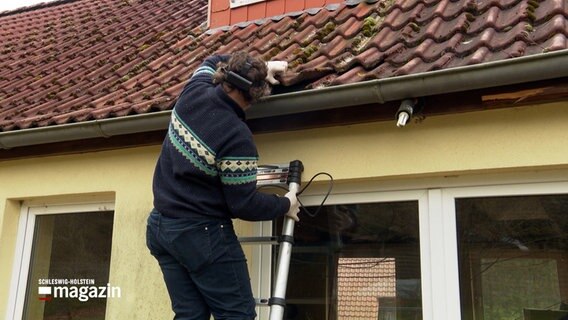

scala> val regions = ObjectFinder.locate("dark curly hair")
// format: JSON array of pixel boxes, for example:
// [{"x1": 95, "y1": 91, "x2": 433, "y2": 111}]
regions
[{"x1": 213, "y1": 51, "x2": 270, "y2": 104}]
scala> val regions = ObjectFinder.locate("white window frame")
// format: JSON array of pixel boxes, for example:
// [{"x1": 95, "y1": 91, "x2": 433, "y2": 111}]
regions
[
  {"x1": 269, "y1": 170, "x2": 568, "y2": 320},
  {"x1": 5, "y1": 201, "x2": 115, "y2": 320},
  {"x1": 250, "y1": 220, "x2": 273, "y2": 319},
  {"x1": 291, "y1": 189, "x2": 436, "y2": 320},
  {"x1": 441, "y1": 181, "x2": 568, "y2": 320},
  {"x1": 230, "y1": 0, "x2": 265, "y2": 8}
]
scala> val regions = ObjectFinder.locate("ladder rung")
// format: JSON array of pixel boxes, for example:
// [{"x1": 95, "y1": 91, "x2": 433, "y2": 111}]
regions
[
  {"x1": 238, "y1": 236, "x2": 278, "y2": 245},
  {"x1": 257, "y1": 164, "x2": 289, "y2": 187}
]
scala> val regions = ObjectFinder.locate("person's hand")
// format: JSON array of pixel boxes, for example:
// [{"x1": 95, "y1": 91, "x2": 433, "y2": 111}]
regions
[
  {"x1": 266, "y1": 61, "x2": 288, "y2": 85},
  {"x1": 284, "y1": 190, "x2": 300, "y2": 222}
]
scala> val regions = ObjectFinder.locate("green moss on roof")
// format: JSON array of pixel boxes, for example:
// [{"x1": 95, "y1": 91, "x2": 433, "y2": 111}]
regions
[
  {"x1": 317, "y1": 21, "x2": 336, "y2": 40},
  {"x1": 361, "y1": 16, "x2": 378, "y2": 37}
]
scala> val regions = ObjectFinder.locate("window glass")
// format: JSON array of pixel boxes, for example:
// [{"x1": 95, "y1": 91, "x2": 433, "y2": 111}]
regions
[
  {"x1": 274, "y1": 201, "x2": 422, "y2": 320},
  {"x1": 456, "y1": 195, "x2": 568, "y2": 320},
  {"x1": 22, "y1": 211, "x2": 114, "y2": 320}
]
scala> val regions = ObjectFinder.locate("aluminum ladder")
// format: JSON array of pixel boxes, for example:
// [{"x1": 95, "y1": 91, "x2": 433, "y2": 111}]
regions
[{"x1": 239, "y1": 160, "x2": 303, "y2": 320}]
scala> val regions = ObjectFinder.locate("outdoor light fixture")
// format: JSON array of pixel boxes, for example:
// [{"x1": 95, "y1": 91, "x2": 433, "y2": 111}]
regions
[{"x1": 395, "y1": 99, "x2": 421, "y2": 127}]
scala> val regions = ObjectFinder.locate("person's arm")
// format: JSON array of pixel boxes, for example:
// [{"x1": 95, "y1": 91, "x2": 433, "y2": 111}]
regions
[
  {"x1": 184, "y1": 54, "x2": 230, "y2": 89},
  {"x1": 216, "y1": 133, "x2": 291, "y2": 221}
]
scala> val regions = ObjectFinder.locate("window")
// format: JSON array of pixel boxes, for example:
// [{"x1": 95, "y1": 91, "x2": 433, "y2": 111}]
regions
[
  {"x1": 261, "y1": 177, "x2": 568, "y2": 320},
  {"x1": 456, "y1": 195, "x2": 568, "y2": 320},
  {"x1": 8, "y1": 203, "x2": 114, "y2": 320},
  {"x1": 274, "y1": 201, "x2": 423, "y2": 319},
  {"x1": 230, "y1": 0, "x2": 265, "y2": 8}
]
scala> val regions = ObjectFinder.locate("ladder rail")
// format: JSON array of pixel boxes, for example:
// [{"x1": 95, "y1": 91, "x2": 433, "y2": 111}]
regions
[
  {"x1": 268, "y1": 182, "x2": 299, "y2": 320},
  {"x1": 269, "y1": 160, "x2": 303, "y2": 320}
]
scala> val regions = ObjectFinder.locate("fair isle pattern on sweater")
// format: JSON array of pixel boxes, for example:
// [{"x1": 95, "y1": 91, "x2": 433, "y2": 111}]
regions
[
  {"x1": 193, "y1": 65, "x2": 216, "y2": 77},
  {"x1": 168, "y1": 110, "x2": 218, "y2": 176},
  {"x1": 217, "y1": 158, "x2": 258, "y2": 185}
]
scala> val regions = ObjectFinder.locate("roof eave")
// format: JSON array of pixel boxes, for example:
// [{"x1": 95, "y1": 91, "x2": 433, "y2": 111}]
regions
[
  {"x1": 1, "y1": 49, "x2": 568, "y2": 150},
  {"x1": 0, "y1": 111, "x2": 171, "y2": 149},
  {"x1": 248, "y1": 49, "x2": 568, "y2": 118}
]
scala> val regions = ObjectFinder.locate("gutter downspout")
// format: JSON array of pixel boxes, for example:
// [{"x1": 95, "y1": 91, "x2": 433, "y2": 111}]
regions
[{"x1": 1, "y1": 49, "x2": 567, "y2": 149}]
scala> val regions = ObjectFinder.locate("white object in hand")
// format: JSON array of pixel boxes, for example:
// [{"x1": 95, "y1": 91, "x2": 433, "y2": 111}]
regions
[{"x1": 266, "y1": 61, "x2": 288, "y2": 85}]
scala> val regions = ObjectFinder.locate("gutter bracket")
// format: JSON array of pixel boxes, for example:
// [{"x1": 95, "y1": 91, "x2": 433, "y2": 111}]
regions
[
  {"x1": 94, "y1": 120, "x2": 111, "y2": 138},
  {"x1": 372, "y1": 83, "x2": 386, "y2": 105}
]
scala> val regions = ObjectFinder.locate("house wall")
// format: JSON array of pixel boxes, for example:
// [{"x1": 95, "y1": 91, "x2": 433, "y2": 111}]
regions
[
  {"x1": 0, "y1": 146, "x2": 170, "y2": 319},
  {"x1": 254, "y1": 101, "x2": 568, "y2": 180},
  {"x1": 209, "y1": 0, "x2": 343, "y2": 28},
  {"x1": 0, "y1": 101, "x2": 567, "y2": 319}
]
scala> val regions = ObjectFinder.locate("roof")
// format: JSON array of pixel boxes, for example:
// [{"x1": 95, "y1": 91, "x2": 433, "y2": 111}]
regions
[{"x1": 0, "y1": 0, "x2": 567, "y2": 132}]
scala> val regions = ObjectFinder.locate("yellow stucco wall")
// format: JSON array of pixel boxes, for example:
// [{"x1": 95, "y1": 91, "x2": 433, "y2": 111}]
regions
[
  {"x1": 0, "y1": 146, "x2": 169, "y2": 319},
  {"x1": 255, "y1": 102, "x2": 568, "y2": 180},
  {"x1": 1, "y1": 102, "x2": 567, "y2": 319}
]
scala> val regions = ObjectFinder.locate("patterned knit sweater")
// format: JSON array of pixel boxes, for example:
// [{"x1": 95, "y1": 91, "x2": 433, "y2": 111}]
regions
[{"x1": 152, "y1": 55, "x2": 290, "y2": 221}]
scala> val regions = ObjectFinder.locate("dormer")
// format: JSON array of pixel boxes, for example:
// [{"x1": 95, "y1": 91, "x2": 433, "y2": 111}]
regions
[{"x1": 209, "y1": 0, "x2": 343, "y2": 29}]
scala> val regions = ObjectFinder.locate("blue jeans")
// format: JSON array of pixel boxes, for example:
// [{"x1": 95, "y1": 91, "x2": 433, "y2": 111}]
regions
[{"x1": 146, "y1": 209, "x2": 256, "y2": 320}]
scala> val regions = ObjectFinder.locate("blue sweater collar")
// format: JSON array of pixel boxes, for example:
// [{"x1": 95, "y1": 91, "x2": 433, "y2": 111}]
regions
[{"x1": 215, "y1": 85, "x2": 246, "y2": 120}]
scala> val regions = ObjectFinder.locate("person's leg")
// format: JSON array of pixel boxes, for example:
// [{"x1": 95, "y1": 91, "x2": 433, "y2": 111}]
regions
[
  {"x1": 146, "y1": 212, "x2": 210, "y2": 320},
  {"x1": 188, "y1": 222, "x2": 257, "y2": 320},
  {"x1": 194, "y1": 259, "x2": 257, "y2": 320},
  {"x1": 155, "y1": 253, "x2": 211, "y2": 320}
]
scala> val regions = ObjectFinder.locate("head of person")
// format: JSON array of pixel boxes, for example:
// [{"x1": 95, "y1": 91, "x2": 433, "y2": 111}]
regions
[{"x1": 213, "y1": 51, "x2": 270, "y2": 108}]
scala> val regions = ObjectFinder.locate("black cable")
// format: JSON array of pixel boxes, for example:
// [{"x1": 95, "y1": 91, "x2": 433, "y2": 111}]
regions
[
  {"x1": 257, "y1": 172, "x2": 334, "y2": 218},
  {"x1": 297, "y1": 172, "x2": 334, "y2": 218},
  {"x1": 297, "y1": 172, "x2": 333, "y2": 196}
]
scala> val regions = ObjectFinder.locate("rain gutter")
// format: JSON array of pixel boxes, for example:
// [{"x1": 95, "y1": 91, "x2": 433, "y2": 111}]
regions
[
  {"x1": 248, "y1": 49, "x2": 568, "y2": 118},
  {"x1": 0, "y1": 112, "x2": 172, "y2": 149},
  {"x1": 1, "y1": 49, "x2": 568, "y2": 149}
]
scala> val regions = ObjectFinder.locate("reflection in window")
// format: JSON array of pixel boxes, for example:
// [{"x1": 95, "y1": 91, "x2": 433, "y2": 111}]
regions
[
  {"x1": 456, "y1": 195, "x2": 568, "y2": 320},
  {"x1": 275, "y1": 201, "x2": 422, "y2": 320},
  {"x1": 22, "y1": 211, "x2": 114, "y2": 320},
  {"x1": 337, "y1": 257, "x2": 396, "y2": 319}
]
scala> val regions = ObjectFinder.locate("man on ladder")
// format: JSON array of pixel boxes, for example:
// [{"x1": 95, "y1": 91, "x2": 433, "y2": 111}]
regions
[{"x1": 146, "y1": 51, "x2": 300, "y2": 320}]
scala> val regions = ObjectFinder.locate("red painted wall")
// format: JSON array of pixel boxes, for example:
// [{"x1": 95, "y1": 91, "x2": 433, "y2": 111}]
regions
[{"x1": 209, "y1": 0, "x2": 343, "y2": 28}]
